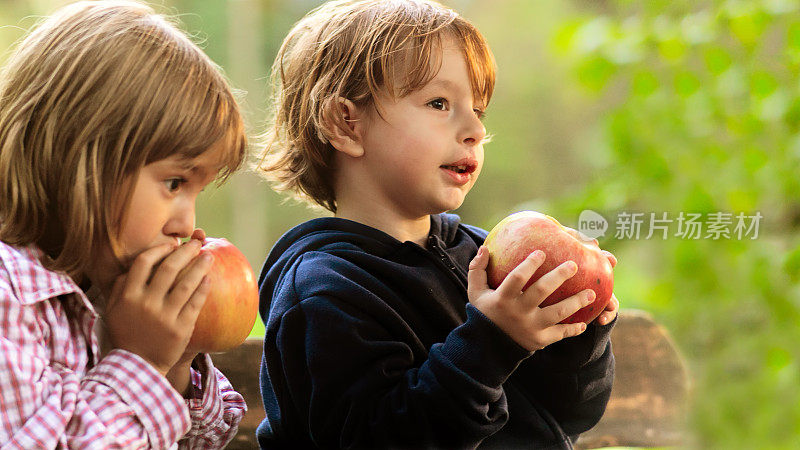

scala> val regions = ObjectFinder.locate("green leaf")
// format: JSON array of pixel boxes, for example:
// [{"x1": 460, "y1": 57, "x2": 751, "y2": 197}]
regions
[
  {"x1": 658, "y1": 37, "x2": 688, "y2": 62},
  {"x1": 632, "y1": 69, "x2": 660, "y2": 96},
  {"x1": 703, "y1": 46, "x2": 733, "y2": 75},
  {"x1": 576, "y1": 55, "x2": 617, "y2": 91},
  {"x1": 744, "y1": 146, "x2": 769, "y2": 172},
  {"x1": 553, "y1": 20, "x2": 583, "y2": 55},
  {"x1": 782, "y1": 245, "x2": 800, "y2": 282},
  {"x1": 783, "y1": 97, "x2": 800, "y2": 131},
  {"x1": 674, "y1": 70, "x2": 701, "y2": 97},
  {"x1": 749, "y1": 71, "x2": 778, "y2": 98},
  {"x1": 724, "y1": 1, "x2": 771, "y2": 47},
  {"x1": 726, "y1": 188, "x2": 758, "y2": 211},
  {"x1": 683, "y1": 183, "x2": 716, "y2": 212},
  {"x1": 788, "y1": 21, "x2": 800, "y2": 51},
  {"x1": 766, "y1": 347, "x2": 792, "y2": 372}
]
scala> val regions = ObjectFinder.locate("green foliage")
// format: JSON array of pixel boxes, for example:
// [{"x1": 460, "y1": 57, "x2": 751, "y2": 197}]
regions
[{"x1": 553, "y1": 0, "x2": 800, "y2": 447}]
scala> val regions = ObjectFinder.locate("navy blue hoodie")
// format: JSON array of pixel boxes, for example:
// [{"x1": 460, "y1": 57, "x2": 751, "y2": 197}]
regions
[{"x1": 257, "y1": 213, "x2": 614, "y2": 449}]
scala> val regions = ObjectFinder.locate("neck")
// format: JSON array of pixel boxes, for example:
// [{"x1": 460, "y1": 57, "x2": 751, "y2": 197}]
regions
[
  {"x1": 335, "y1": 203, "x2": 431, "y2": 247},
  {"x1": 334, "y1": 159, "x2": 432, "y2": 247}
]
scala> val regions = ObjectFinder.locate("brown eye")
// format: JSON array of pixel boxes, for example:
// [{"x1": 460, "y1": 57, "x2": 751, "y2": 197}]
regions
[
  {"x1": 164, "y1": 178, "x2": 186, "y2": 192},
  {"x1": 427, "y1": 98, "x2": 448, "y2": 111}
]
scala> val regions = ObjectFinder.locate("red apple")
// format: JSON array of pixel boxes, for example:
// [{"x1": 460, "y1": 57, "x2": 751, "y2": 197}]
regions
[
  {"x1": 484, "y1": 211, "x2": 614, "y2": 324},
  {"x1": 187, "y1": 237, "x2": 259, "y2": 353}
]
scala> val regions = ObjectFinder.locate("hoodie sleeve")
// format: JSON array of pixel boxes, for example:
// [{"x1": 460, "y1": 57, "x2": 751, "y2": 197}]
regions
[
  {"x1": 511, "y1": 317, "x2": 616, "y2": 439},
  {"x1": 269, "y1": 286, "x2": 532, "y2": 448}
]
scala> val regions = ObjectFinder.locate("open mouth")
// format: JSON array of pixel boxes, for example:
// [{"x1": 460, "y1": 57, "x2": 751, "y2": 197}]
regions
[{"x1": 440, "y1": 158, "x2": 477, "y2": 174}]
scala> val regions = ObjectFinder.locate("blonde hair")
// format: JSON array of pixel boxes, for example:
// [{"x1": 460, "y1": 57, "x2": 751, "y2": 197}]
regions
[
  {"x1": 257, "y1": 0, "x2": 495, "y2": 212},
  {"x1": 0, "y1": 0, "x2": 247, "y2": 276}
]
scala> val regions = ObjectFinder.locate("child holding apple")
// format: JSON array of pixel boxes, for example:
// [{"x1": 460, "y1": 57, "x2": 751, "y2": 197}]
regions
[
  {"x1": 256, "y1": 0, "x2": 619, "y2": 447},
  {"x1": 0, "y1": 1, "x2": 247, "y2": 447}
]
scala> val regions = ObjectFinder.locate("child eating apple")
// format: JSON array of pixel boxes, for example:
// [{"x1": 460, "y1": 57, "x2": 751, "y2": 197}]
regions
[{"x1": 0, "y1": 1, "x2": 247, "y2": 447}]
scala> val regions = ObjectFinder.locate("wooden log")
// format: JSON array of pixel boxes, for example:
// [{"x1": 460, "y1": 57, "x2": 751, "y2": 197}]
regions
[
  {"x1": 575, "y1": 309, "x2": 690, "y2": 449},
  {"x1": 212, "y1": 338, "x2": 265, "y2": 449},
  {"x1": 214, "y1": 309, "x2": 689, "y2": 449}
]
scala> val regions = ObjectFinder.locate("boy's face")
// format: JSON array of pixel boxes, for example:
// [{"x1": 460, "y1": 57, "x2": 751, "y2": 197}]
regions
[
  {"x1": 89, "y1": 141, "x2": 225, "y2": 292},
  {"x1": 346, "y1": 35, "x2": 487, "y2": 219}
]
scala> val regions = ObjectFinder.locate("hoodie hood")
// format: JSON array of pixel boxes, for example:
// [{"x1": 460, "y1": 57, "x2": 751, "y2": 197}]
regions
[{"x1": 257, "y1": 213, "x2": 472, "y2": 321}]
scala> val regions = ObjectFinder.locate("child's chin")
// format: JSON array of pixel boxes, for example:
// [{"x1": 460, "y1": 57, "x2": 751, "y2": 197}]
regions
[{"x1": 438, "y1": 198, "x2": 467, "y2": 213}]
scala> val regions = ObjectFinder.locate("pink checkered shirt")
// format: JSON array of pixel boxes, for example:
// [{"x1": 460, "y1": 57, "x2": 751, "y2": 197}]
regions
[{"x1": 0, "y1": 241, "x2": 246, "y2": 449}]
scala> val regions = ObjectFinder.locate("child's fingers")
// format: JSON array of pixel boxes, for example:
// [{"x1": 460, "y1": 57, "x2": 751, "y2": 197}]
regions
[
  {"x1": 177, "y1": 275, "x2": 211, "y2": 326},
  {"x1": 124, "y1": 244, "x2": 177, "y2": 297},
  {"x1": 191, "y1": 228, "x2": 206, "y2": 242},
  {"x1": 148, "y1": 240, "x2": 203, "y2": 300},
  {"x1": 607, "y1": 293, "x2": 619, "y2": 311},
  {"x1": 467, "y1": 246, "x2": 489, "y2": 297},
  {"x1": 164, "y1": 251, "x2": 214, "y2": 313},
  {"x1": 544, "y1": 321, "x2": 588, "y2": 346},
  {"x1": 495, "y1": 250, "x2": 545, "y2": 299},
  {"x1": 601, "y1": 250, "x2": 617, "y2": 268},
  {"x1": 596, "y1": 293, "x2": 620, "y2": 325},
  {"x1": 540, "y1": 289, "x2": 595, "y2": 324},
  {"x1": 522, "y1": 260, "x2": 578, "y2": 307}
]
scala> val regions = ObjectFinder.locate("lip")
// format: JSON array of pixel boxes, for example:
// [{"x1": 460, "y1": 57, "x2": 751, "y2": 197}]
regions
[
  {"x1": 439, "y1": 157, "x2": 478, "y2": 186},
  {"x1": 440, "y1": 157, "x2": 478, "y2": 174}
]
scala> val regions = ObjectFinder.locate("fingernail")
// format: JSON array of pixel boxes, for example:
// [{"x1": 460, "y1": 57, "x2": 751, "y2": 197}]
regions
[
  {"x1": 587, "y1": 290, "x2": 596, "y2": 302},
  {"x1": 532, "y1": 250, "x2": 544, "y2": 260},
  {"x1": 580, "y1": 323, "x2": 587, "y2": 332},
  {"x1": 567, "y1": 261, "x2": 577, "y2": 272},
  {"x1": 202, "y1": 252, "x2": 213, "y2": 263}
]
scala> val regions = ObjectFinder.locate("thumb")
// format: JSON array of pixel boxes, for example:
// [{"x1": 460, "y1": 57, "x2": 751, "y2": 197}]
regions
[
  {"x1": 191, "y1": 228, "x2": 206, "y2": 242},
  {"x1": 467, "y1": 246, "x2": 490, "y2": 298}
]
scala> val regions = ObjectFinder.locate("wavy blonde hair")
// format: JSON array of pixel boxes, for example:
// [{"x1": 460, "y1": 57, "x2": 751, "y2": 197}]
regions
[
  {"x1": 257, "y1": 0, "x2": 495, "y2": 212},
  {"x1": 0, "y1": 0, "x2": 246, "y2": 277}
]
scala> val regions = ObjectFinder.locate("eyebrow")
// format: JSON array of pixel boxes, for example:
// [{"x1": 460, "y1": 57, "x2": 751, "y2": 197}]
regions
[
  {"x1": 425, "y1": 79, "x2": 460, "y2": 92},
  {"x1": 178, "y1": 160, "x2": 210, "y2": 180},
  {"x1": 423, "y1": 78, "x2": 483, "y2": 106}
]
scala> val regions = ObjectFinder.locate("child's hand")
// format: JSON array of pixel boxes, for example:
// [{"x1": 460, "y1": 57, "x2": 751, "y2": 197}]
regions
[
  {"x1": 595, "y1": 293, "x2": 619, "y2": 326},
  {"x1": 104, "y1": 238, "x2": 213, "y2": 376},
  {"x1": 467, "y1": 246, "x2": 594, "y2": 352},
  {"x1": 562, "y1": 226, "x2": 618, "y2": 268},
  {"x1": 562, "y1": 227, "x2": 620, "y2": 326}
]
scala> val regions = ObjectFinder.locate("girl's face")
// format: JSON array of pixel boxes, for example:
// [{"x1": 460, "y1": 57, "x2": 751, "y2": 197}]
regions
[{"x1": 88, "y1": 141, "x2": 226, "y2": 293}]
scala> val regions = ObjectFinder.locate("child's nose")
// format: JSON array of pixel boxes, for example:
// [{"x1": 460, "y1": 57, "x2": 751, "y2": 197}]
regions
[
  {"x1": 164, "y1": 202, "x2": 196, "y2": 239},
  {"x1": 461, "y1": 116, "x2": 486, "y2": 146}
]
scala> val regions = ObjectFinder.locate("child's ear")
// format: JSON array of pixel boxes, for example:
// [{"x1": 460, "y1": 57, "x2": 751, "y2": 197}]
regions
[{"x1": 325, "y1": 97, "x2": 365, "y2": 158}]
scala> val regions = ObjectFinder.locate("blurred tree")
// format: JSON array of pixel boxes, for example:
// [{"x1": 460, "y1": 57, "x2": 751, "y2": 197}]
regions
[{"x1": 552, "y1": 0, "x2": 800, "y2": 447}]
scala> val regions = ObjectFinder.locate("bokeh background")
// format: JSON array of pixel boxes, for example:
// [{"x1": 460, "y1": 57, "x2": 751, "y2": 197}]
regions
[{"x1": 2, "y1": 0, "x2": 798, "y2": 448}]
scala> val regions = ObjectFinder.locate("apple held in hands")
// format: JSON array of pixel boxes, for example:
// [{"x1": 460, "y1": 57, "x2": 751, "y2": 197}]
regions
[
  {"x1": 484, "y1": 211, "x2": 614, "y2": 324},
  {"x1": 188, "y1": 238, "x2": 259, "y2": 353}
]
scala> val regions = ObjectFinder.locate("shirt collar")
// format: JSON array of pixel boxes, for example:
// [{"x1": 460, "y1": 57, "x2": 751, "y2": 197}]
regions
[{"x1": 0, "y1": 241, "x2": 97, "y2": 315}]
